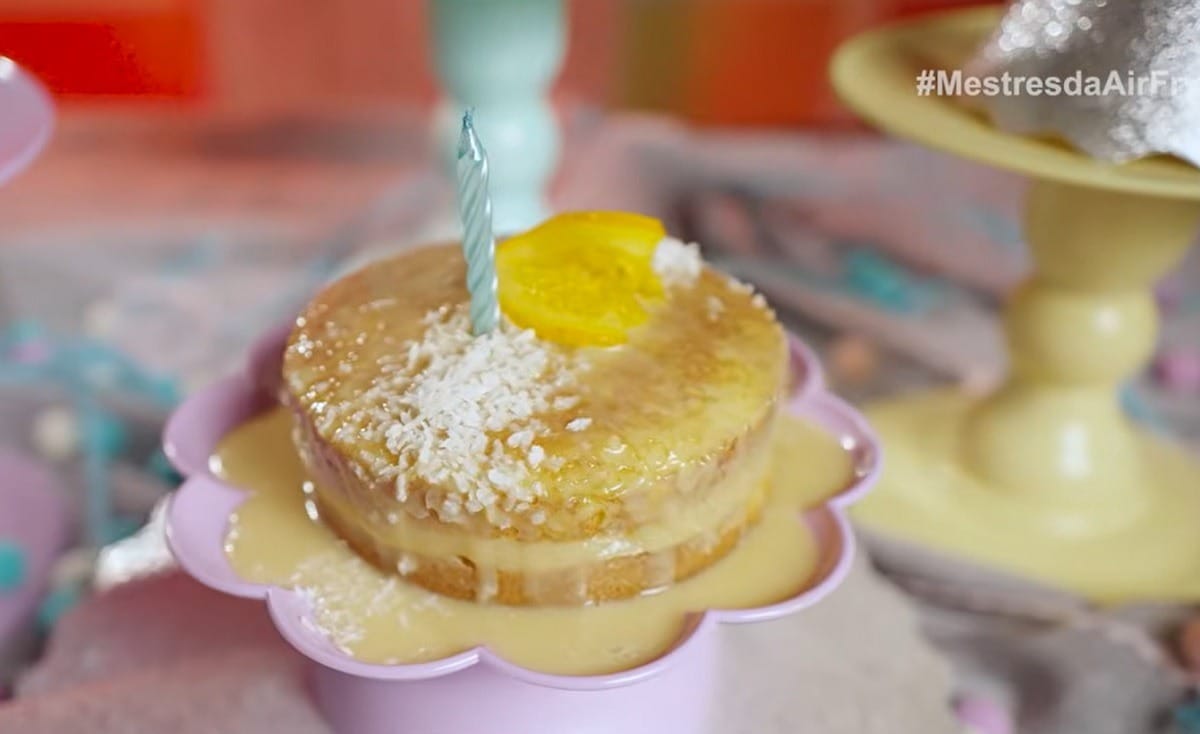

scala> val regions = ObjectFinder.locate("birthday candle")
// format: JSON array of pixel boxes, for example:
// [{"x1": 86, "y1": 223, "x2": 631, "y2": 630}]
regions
[{"x1": 456, "y1": 110, "x2": 500, "y2": 335}]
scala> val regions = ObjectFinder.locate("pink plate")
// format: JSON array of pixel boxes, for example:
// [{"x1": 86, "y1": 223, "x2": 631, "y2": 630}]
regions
[
  {"x1": 0, "y1": 57, "x2": 54, "y2": 187},
  {"x1": 165, "y1": 327, "x2": 879, "y2": 734},
  {"x1": 0, "y1": 453, "x2": 70, "y2": 660}
]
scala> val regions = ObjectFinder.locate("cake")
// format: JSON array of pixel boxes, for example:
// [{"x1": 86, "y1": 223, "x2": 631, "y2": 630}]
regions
[{"x1": 280, "y1": 212, "x2": 788, "y2": 606}]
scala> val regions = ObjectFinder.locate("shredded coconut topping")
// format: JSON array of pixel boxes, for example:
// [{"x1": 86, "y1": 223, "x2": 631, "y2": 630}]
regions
[
  {"x1": 652, "y1": 237, "x2": 702, "y2": 288},
  {"x1": 706, "y1": 296, "x2": 725, "y2": 321},
  {"x1": 346, "y1": 304, "x2": 584, "y2": 526},
  {"x1": 566, "y1": 417, "x2": 592, "y2": 432},
  {"x1": 725, "y1": 275, "x2": 754, "y2": 296},
  {"x1": 292, "y1": 550, "x2": 443, "y2": 654}
]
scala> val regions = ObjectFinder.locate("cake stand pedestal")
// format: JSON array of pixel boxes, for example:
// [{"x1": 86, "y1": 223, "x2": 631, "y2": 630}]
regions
[{"x1": 832, "y1": 7, "x2": 1200, "y2": 602}]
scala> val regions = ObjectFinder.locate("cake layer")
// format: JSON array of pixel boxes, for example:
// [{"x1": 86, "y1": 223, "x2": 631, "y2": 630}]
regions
[
  {"x1": 302, "y1": 407, "x2": 774, "y2": 604},
  {"x1": 282, "y1": 244, "x2": 788, "y2": 542},
  {"x1": 302, "y1": 410, "x2": 774, "y2": 572},
  {"x1": 319, "y1": 477, "x2": 769, "y2": 606}
]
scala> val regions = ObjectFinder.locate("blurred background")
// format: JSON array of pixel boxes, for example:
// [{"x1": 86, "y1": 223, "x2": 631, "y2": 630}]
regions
[
  {"x1": 0, "y1": 0, "x2": 1020, "y2": 391},
  {"x1": 0, "y1": 0, "x2": 974, "y2": 122}
]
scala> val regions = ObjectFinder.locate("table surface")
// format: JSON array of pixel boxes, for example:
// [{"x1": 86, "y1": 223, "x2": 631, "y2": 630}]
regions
[{"x1": 2, "y1": 555, "x2": 960, "y2": 733}]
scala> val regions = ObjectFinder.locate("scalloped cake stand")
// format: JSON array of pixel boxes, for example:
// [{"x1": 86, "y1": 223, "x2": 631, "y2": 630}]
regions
[
  {"x1": 0, "y1": 453, "x2": 69, "y2": 675},
  {"x1": 833, "y1": 7, "x2": 1200, "y2": 602},
  {"x1": 0, "y1": 56, "x2": 58, "y2": 673},
  {"x1": 164, "y1": 325, "x2": 878, "y2": 734}
]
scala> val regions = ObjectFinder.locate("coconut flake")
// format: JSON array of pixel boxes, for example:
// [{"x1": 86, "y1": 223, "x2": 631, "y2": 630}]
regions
[
  {"x1": 652, "y1": 237, "x2": 702, "y2": 288},
  {"x1": 345, "y1": 304, "x2": 582, "y2": 525}
]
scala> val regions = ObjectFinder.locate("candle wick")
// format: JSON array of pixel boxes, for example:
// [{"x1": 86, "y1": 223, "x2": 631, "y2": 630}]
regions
[{"x1": 458, "y1": 108, "x2": 481, "y2": 160}]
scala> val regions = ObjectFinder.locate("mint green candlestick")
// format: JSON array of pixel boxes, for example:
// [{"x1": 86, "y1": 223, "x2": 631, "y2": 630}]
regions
[
  {"x1": 456, "y1": 110, "x2": 500, "y2": 335},
  {"x1": 431, "y1": 0, "x2": 564, "y2": 234}
]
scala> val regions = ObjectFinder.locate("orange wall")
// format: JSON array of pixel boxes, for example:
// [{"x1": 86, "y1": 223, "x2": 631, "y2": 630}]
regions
[
  {"x1": 0, "y1": 0, "x2": 203, "y2": 98},
  {"x1": 0, "y1": 0, "x2": 990, "y2": 124}
]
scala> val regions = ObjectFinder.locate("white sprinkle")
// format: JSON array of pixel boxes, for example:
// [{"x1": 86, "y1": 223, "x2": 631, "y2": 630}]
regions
[
  {"x1": 652, "y1": 237, "x2": 702, "y2": 288},
  {"x1": 344, "y1": 305, "x2": 582, "y2": 525},
  {"x1": 706, "y1": 296, "x2": 724, "y2": 321},
  {"x1": 476, "y1": 570, "x2": 499, "y2": 603},
  {"x1": 725, "y1": 275, "x2": 754, "y2": 295},
  {"x1": 506, "y1": 429, "x2": 534, "y2": 449},
  {"x1": 485, "y1": 467, "x2": 506, "y2": 488},
  {"x1": 475, "y1": 485, "x2": 496, "y2": 507},
  {"x1": 440, "y1": 496, "x2": 464, "y2": 520},
  {"x1": 566, "y1": 417, "x2": 592, "y2": 432},
  {"x1": 552, "y1": 395, "x2": 580, "y2": 411},
  {"x1": 527, "y1": 444, "x2": 545, "y2": 467}
]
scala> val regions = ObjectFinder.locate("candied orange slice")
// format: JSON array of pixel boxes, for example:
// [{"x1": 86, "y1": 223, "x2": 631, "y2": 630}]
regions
[{"x1": 497, "y1": 211, "x2": 666, "y2": 347}]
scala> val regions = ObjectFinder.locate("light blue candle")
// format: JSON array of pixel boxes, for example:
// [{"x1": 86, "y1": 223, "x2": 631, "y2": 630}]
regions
[{"x1": 456, "y1": 110, "x2": 500, "y2": 335}]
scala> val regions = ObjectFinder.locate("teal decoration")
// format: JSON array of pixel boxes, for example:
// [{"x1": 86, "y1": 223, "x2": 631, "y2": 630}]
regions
[
  {"x1": 965, "y1": 206, "x2": 1024, "y2": 253},
  {"x1": 713, "y1": 247, "x2": 951, "y2": 319},
  {"x1": 146, "y1": 449, "x2": 183, "y2": 486},
  {"x1": 456, "y1": 109, "x2": 500, "y2": 335},
  {"x1": 1173, "y1": 700, "x2": 1200, "y2": 733},
  {"x1": 108, "y1": 514, "x2": 144, "y2": 543},
  {"x1": 83, "y1": 408, "x2": 129, "y2": 459},
  {"x1": 0, "y1": 320, "x2": 182, "y2": 546},
  {"x1": 842, "y1": 248, "x2": 931, "y2": 314},
  {"x1": 6, "y1": 318, "x2": 44, "y2": 347},
  {"x1": 37, "y1": 583, "x2": 83, "y2": 631},
  {"x1": 1119, "y1": 384, "x2": 1167, "y2": 433},
  {"x1": 144, "y1": 376, "x2": 182, "y2": 407},
  {"x1": 161, "y1": 240, "x2": 220, "y2": 277},
  {"x1": 430, "y1": 0, "x2": 565, "y2": 233},
  {"x1": 78, "y1": 395, "x2": 115, "y2": 545},
  {"x1": 0, "y1": 541, "x2": 27, "y2": 592},
  {"x1": 0, "y1": 324, "x2": 180, "y2": 411}
]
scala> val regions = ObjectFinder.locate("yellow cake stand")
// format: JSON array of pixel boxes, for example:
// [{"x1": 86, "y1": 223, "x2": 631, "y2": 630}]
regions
[{"x1": 831, "y1": 7, "x2": 1200, "y2": 603}]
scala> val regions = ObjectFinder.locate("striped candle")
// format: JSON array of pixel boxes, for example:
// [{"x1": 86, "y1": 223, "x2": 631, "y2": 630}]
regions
[{"x1": 455, "y1": 109, "x2": 500, "y2": 335}]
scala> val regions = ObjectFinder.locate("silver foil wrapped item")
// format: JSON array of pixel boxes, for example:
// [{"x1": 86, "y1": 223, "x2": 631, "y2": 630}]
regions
[{"x1": 964, "y1": 0, "x2": 1200, "y2": 166}]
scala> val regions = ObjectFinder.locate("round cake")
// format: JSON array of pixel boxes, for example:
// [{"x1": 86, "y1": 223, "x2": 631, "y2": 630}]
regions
[{"x1": 281, "y1": 213, "x2": 789, "y2": 606}]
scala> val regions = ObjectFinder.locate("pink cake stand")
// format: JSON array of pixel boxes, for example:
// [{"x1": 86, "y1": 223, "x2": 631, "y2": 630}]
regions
[
  {"x1": 0, "y1": 452, "x2": 70, "y2": 673},
  {"x1": 0, "y1": 57, "x2": 58, "y2": 672},
  {"x1": 0, "y1": 56, "x2": 53, "y2": 187},
  {"x1": 165, "y1": 325, "x2": 879, "y2": 734}
]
